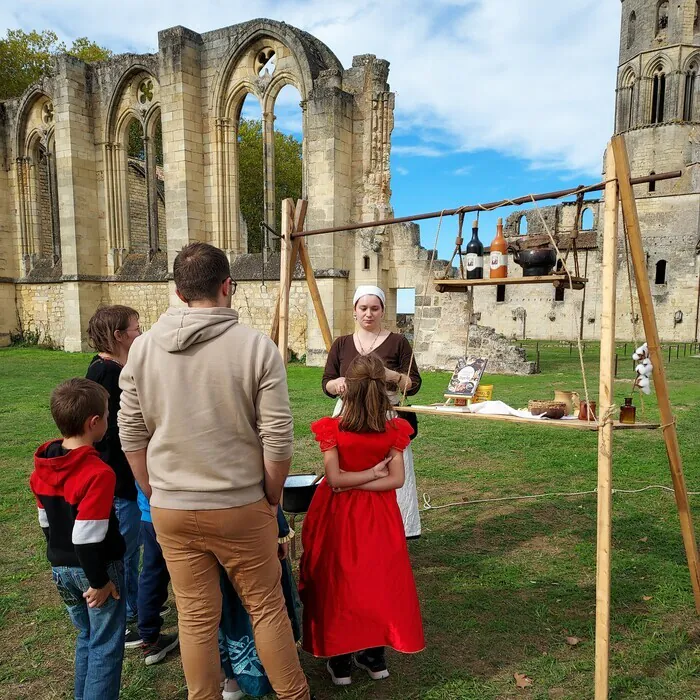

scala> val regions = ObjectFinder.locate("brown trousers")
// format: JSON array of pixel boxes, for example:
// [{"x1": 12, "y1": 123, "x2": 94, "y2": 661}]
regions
[{"x1": 152, "y1": 499, "x2": 309, "y2": 700}]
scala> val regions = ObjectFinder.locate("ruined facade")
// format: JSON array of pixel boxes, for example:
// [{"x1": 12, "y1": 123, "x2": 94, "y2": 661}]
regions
[{"x1": 1, "y1": 5, "x2": 699, "y2": 373}]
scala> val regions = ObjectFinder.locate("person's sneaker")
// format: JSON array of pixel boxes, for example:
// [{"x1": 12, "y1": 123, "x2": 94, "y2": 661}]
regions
[
  {"x1": 354, "y1": 648, "x2": 389, "y2": 680},
  {"x1": 222, "y1": 677, "x2": 245, "y2": 700},
  {"x1": 159, "y1": 605, "x2": 171, "y2": 618},
  {"x1": 142, "y1": 633, "x2": 179, "y2": 666},
  {"x1": 124, "y1": 626, "x2": 143, "y2": 649},
  {"x1": 326, "y1": 655, "x2": 352, "y2": 686}
]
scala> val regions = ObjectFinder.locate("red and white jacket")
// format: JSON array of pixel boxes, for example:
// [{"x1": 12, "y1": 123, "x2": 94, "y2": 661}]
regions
[{"x1": 30, "y1": 440, "x2": 125, "y2": 588}]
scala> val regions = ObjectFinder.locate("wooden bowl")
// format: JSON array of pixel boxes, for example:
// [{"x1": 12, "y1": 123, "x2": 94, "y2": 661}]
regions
[{"x1": 528, "y1": 400, "x2": 567, "y2": 419}]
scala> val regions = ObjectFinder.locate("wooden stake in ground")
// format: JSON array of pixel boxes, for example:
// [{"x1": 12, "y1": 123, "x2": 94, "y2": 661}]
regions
[
  {"x1": 594, "y1": 144, "x2": 619, "y2": 700},
  {"x1": 611, "y1": 134, "x2": 700, "y2": 614},
  {"x1": 297, "y1": 236, "x2": 333, "y2": 352},
  {"x1": 278, "y1": 198, "x2": 295, "y2": 366}
]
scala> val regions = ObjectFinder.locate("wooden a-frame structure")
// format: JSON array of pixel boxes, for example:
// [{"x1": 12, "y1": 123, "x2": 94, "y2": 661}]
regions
[{"x1": 271, "y1": 135, "x2": 700, "y2": 699}]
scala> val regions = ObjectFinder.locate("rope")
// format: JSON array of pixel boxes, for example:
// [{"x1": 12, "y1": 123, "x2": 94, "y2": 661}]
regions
[
  {"x1": 527, "y1": 195, "x2": 597, "y2": 426},
  {"x1": 421, "y1": 483, "x2": 700, "y2": 512},
  {"x1": 400, "y1": 211, "x2": 446, "y2": 404}
]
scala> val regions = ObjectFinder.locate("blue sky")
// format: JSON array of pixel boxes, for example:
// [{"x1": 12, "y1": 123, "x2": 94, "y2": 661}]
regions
[{"x1": 1, "y1": 1, "x2": 622, "y2": 310}]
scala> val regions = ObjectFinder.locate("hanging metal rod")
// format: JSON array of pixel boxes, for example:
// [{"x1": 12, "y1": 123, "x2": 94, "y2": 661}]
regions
[{"x1": 292, "y1": 169, "x2": 682, "y2": 239}]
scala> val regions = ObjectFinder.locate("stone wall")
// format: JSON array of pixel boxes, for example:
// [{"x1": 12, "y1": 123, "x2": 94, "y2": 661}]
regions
[
  {"x1": 100, "y1": 282, "x2": 170, "y2": 331},
  {"x1": 15, "y1": 283, "x2": 65, "y2": 347}
]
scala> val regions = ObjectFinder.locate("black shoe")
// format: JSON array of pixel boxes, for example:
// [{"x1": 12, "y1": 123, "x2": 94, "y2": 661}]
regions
[
  {"x1": 354, "y1": 648, "x2": 389, "y2": 680},
  {"x1": 142, "y1": 632, "x2": 179, "y2": 666},
  {"x1": 326, "y1": 655, "x2": 352, "y2": 686},
  {"x1": 124, "y1": 626, "x2": 143, "y2": 649}
]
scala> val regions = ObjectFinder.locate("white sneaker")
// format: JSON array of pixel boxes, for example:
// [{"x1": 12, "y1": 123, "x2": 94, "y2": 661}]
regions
[{"x1": 222, "y1": 677, "x2": 245, "y2": 700}]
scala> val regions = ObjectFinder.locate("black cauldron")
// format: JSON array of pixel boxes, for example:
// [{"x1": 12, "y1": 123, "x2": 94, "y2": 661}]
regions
[
  {"x1": 282, "y1": 474, "x2": 322, "y2": 514},
  {"x1": 511, "y1": 247, "x2": 557, "y2": 277}
]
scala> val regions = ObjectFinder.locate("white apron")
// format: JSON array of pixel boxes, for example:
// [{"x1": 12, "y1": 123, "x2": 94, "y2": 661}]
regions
[{"x1": 332, "y1": 398, "x2": 422, "y2": 538}]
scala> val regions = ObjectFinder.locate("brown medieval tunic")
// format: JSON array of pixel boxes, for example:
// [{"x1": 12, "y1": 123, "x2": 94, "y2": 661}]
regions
[{"x1": 322, "y1": 332, "x2": 422, "y2": 399}]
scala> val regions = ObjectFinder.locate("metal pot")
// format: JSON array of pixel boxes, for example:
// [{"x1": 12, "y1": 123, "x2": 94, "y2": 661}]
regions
[
  {"x1": 282, "y1": 473, "x2": 322, "y2": 514},
  {"x1": 510, "y1": 247, "x2": 557, "y2": 277}
]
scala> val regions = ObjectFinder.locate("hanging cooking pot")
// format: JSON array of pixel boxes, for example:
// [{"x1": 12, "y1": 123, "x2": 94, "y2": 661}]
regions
[{"x1": 282, "y1": 473, "x2": 323, "y2": 514}]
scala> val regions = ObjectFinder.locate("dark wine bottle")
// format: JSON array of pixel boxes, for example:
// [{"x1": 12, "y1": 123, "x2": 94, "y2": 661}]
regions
[{"x1": 465, "y1": 219, "x2": 484, "y2": 279}]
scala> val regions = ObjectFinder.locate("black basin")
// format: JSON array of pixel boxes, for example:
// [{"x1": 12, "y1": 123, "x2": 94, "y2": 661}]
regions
[
  {"x1": 282, "y1": 474, "x2": 322, "y2": 514},
  {"x1": 514, "y1": 248, "x2": 557, "y2": 277}
]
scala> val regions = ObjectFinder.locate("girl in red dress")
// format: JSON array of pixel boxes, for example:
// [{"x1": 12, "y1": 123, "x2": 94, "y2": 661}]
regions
[{"x1": 300, "y1": 354, "x2": 425, "y2": 687}]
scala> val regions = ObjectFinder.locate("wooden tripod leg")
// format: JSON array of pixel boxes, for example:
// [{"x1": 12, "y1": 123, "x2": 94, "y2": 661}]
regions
[
  {"x1": 298, "y1": 237, "x2": 333, "y2": 352},
  {"x1": 278, "y1": 198, "x2": 295, "y2": 366},
  {"x1": 611, "y1": 135, "x2": 700, "y2": 614},
  {"x1": 594, "y1": 145, "x2": 619, "y2": 700},
  {"x1": 271, "y1": 200, "x2": 308, "y2": 344}
]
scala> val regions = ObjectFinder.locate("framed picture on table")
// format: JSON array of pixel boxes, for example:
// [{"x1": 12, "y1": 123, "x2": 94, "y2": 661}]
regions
[{"x1": 444, "y1": 356, "x2": 488, "y2": 400}]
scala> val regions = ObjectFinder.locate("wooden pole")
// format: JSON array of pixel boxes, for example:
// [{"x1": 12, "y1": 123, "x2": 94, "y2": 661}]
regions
[
  {"x1": 278, "y1": 198, "x2": 294, "y2": 366},
  {"x1": 298, "y1": 237, "x2": 333, "y2": 352},
  {"x1": 611, "y1": 135, "x2": 700, "y2": 613},
  {"x1": 594, "y1": 144, "x2": 619, "y2": 700},
  {"x1": 271, "y1": 200, "x2": 308, "y2": 344}
]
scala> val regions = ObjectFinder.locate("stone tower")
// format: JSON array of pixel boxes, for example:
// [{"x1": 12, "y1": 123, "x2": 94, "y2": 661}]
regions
[{"x1": 616, "y1": 0, "x2": 700, "y2": 191}]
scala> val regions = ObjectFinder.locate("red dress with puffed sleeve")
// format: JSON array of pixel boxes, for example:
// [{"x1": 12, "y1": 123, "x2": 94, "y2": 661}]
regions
[{"x1": 299, "y1": 416, "x2": 425, "y2": 658}]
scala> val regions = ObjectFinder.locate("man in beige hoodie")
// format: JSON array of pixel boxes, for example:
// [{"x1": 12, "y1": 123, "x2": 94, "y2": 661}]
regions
[{"x1": 118, "y1": 242, "x2": 309, "y2": 700}]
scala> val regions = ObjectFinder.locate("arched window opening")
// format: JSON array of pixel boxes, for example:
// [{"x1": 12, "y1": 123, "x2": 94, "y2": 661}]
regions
[
  {"x1": 657, "y1": 1, "x2": 669, "y2": 34},
  {"x1": 363, "y1": 255, "x2": 370, "y2": 270},
  {"x1": 650, "y1": 66, "x2": 666, "y2": 123},
  {"x1": 649, "y1": 171, "x2": 656, "y2": 193},
  {"x1": 684, "y1": 64, "x2": 697, "y2": 121},
  {"x1": 518, "y1": 215, "x2": 528, "y2": 235},
  {"x1": 655, "y1": 259, "x2": 667, "y2": 284},
  {"x1": 695, "y1": 1, "x2": 699, "y2": 32},
  {"x1": 581, "y1": 208, "x2": 594, "y2": 230},
  {"x1": 273, "y1": 84, "x2": 303, "y2": 236},
  {"x1": 35, "y1": 139, "x2": 60, "y2": 263},
  {"x1": 151, "y1": 115, "x2": 166, "y2": 255},
  {"x1": 628, "y1": 11, "x2": 637, "y2": 49},
  {"x1": 237, "y1": 94, "x2": 265, "y2": 253}
]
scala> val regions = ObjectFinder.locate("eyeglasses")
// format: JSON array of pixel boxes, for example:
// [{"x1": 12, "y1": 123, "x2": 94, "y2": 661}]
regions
[{"x1": 223, "y1": 277, "x2": 237, "y2": 295}]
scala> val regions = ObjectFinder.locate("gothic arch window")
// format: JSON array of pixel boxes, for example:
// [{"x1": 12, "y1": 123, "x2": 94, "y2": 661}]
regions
[
  {"x1": 650, "y1": 65, "x2": 666, "y2": 123},
  {"x1": 655, "y1": 259, "x2": 667, "y2": 284},
  {"x1": 683, "y1": 61, "x2": 698, "y2": 121},
  {"x1": 580, "y1": 208, "x2": 594, "y2": 230},
  {"x1": 656, "y1": 1, "x2": 669, "y2": 35},
  {"x1": 618, "y1": 69, "x2": 636, "y2": 131},
  {"x1": 628, "y1": 11, "x2": 637, "y2": 49}
]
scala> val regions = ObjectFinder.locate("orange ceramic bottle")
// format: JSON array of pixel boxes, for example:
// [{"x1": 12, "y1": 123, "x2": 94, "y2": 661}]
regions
[{"x1": 489, "y1": 217, "x2": 508, "y2": 278}]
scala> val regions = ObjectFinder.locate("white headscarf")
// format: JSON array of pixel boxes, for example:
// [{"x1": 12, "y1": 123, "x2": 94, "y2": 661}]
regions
[{"x1": 353, "y1": 285, "x2": 386, "y2": 308}]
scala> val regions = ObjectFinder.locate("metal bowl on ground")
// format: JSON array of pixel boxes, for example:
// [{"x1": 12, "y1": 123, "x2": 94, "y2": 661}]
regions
[
  {"x1": 528, "y1": 400, "x2": 568, "y2": 420},
  {"x1": 282, "y1": 473, "x2": 322, "y2": 513}
]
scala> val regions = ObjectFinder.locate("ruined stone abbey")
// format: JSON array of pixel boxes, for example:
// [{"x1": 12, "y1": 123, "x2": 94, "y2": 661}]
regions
[{"x1": 0, "y1": 2, "x2": 699, "y2": 371}]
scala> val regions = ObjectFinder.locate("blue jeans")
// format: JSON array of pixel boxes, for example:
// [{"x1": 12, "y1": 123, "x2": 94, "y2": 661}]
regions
[
  {"x1": 113, "y1": 497, "x2": 141, "y2": 621},
  {"x1": 137, "y1": 521, "x2": 170, "y2": 643},
  {"x1": 52, "y1": 561, "x2": 126, "y2": 700}
]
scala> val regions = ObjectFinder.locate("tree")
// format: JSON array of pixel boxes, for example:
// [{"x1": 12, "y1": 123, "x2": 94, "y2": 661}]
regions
[
  {"x1": 237, "y1": 118, "x2": 303, "y2": 253},
  {"x1": 0, "y1": 29, "x2": 111, "y2": 101}
]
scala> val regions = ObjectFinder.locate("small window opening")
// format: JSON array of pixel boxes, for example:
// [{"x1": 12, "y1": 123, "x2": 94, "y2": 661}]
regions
[
  {"x1": 628, "y1": 11, "x2": 636, "y2": 49},
  {"x1": 657, "y1": 1, "x2": 669, "y2": 34},
  {"x1": 554, "y1": 286, "x2": 565, "y2": 302},
  {"x1": 683, "y1": 66, "x2": 697, "y2": 121},
  {"x1": 518, "y1": 215, "x2": 528, "y2": 235},
  {"x1": 363, "y1": 255, "x2": 370, "y2": 270},
  {"x1": 651, "y1": 69, "x2": 666, "y2": 123},
  {"x1": 655, "y1": 259, "x2": 667, "y2": 284},
  {"x1": 581, "y1": 208, "x2": 594, "y2": 230},
  {"x1": 496, "y1": 284, "x2": 506, "y2": 303},
  {"x1": 649, "y1": 171, "x2": 656, "y2": 193}
]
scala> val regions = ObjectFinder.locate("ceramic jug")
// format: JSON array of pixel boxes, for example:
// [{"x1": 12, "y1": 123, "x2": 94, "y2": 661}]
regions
[{"x1": 554, "y1": 390, "x2": 580, "y2": 415}]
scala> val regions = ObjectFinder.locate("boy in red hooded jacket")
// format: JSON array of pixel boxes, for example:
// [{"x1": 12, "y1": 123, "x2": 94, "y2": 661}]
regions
[{"x1": 30, "y1": 378, "x2": 126, "y2": 700}]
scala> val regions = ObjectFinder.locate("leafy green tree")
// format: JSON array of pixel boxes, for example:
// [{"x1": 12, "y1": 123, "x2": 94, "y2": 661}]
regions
[
  {"x1": 237, "y1": 118, "x2": 302, "y2": 253},
  {"x1": 0, "y1": 29, "x2": 111, "y2": 101}
]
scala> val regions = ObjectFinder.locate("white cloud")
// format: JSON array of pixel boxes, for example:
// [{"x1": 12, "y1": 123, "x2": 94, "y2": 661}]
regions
[
  {"x1": 0, "y1": 0, "x2": 620, "y2": 175},
  {"x1": 396, "y1": 166, "x2": 409, "y2": 176},
  {"x1": 453, "y1": 166, "x2": 472, "y2": 176},
  {"x1": 393, "y1": 145, "x2": 446, "y2": 158}
]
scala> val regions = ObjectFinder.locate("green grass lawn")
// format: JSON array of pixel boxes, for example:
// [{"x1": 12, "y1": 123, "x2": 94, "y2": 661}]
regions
[{"x1": 1, "y1": 344, "x2": 699, "y2": 699}]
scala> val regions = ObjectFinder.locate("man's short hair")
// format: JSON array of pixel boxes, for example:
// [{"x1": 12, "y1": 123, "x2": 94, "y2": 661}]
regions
[
  {"x1": 50, "y1": 378, "x2": 109, "y2": 438},
  {"x1": 173, "y1": 242, "x2": 231, "y2": 302}
]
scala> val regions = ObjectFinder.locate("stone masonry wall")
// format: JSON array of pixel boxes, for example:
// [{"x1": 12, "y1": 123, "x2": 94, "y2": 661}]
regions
[{"x1": 15, "y1": 284, "x2": 66, "y2": 347}]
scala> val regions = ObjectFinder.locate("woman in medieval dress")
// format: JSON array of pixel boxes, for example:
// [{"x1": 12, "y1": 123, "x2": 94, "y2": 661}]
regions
[{"x1": 321, "y1": 285, "x2": 422, "y2": 538}]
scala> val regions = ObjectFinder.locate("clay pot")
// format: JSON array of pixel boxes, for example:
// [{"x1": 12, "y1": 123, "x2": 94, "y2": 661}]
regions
[
  {"x1": 511, "y1": 247, "x2": 557, "y2": 277},
  {"x1": 578, "y1": 401, "x2": 597, "y2": 421}
]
